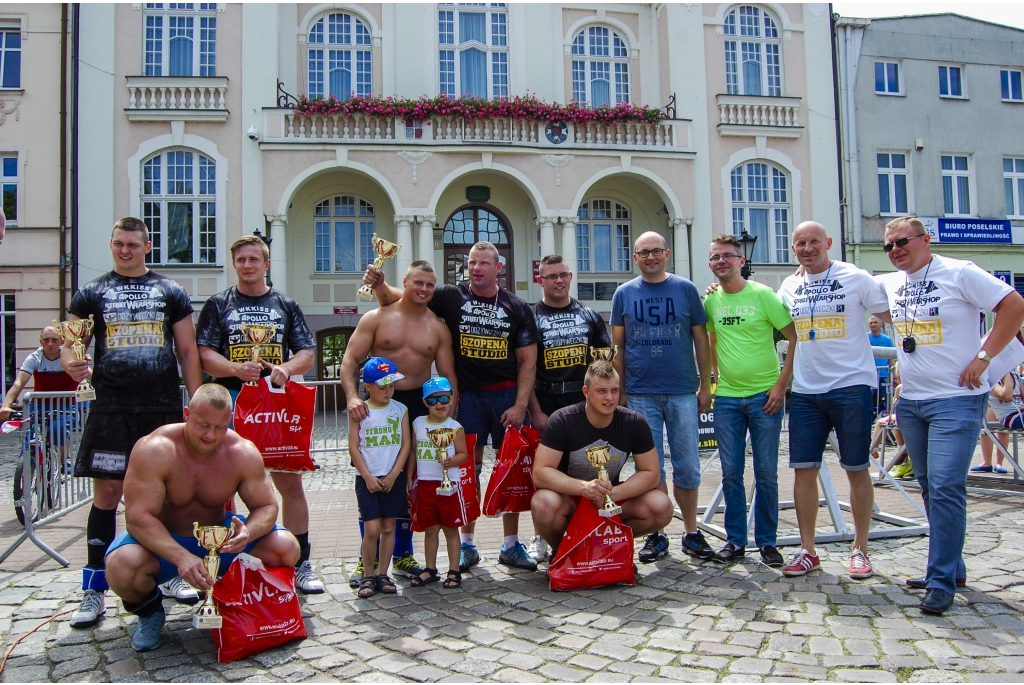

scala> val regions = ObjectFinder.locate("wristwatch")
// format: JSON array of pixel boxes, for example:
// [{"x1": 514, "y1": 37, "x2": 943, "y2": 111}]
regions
[{"x1": 977, "y1": 350, "x2": 993, "y2": 363}]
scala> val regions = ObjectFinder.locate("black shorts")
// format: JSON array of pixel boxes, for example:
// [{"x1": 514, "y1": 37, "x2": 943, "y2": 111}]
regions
[
  {"x1": 536, "y1": 389, "x2": 585, "y2": 418},
  {"x1": 392, "y1": 388, "x2": 430, "y2": 422},
  {"x1": 74, "y1": 410, "x2": 184, "y2": 480},
  {"x1": 355, "y1": 472, "x2": 410, "y2": 520}
]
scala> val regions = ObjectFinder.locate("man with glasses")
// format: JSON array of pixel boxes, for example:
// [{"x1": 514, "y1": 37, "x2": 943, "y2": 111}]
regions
[
  {"x1": 610, "y1": 231, "x2": 715, "y2": 563},
  {"x1": 525, "y1": 254, "x2": 611, "y2": 561},
  {"x1": 877, "y1": 217, "x2": 1024, "y2": 614}
]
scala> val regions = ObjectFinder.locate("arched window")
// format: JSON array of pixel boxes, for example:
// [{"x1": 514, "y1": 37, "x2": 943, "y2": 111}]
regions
[
  {"x1": 730, "y1": 161, "x2": 790, "y2": 263},
  {"x1": 143, "y1": 3, "x2": 217, "y2": 77},
  {"x1": 314, "y1": 194, "x2": 375, "y2": 273},
  {"x1": 576, "y1": 199, "x2": 631, "y2": 272},
  {"x1": 723, "y1": 6, "x2": 781, "y2": 97},
  {"x1": 438, "y1": 4, "x2": 508, "y2": 98},
  {"x1": 571, "y1": 26, "x2": 630, "y2": 107},
  {"x1": 307, "y1": 12, "x2": 372, "y2": 100},
  {"x1": 442, "y1": 205, "x2": 514, "y2": 289},
  {"x1": 141, "y1": 149, "x2": 216, "y2": 264}
]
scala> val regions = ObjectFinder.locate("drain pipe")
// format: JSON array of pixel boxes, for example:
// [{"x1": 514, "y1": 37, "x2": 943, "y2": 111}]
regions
[
  {"x1": 59, "y1": 3, "x2": 69, "y2": 317},
  {"x1": 70, "y1": 3, "x2": 80, "y2": 296}
]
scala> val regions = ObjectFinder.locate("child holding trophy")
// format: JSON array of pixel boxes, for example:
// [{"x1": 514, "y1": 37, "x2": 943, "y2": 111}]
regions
[{"x1": 408, "y1": 377, "x2": 470, "y2": 589}]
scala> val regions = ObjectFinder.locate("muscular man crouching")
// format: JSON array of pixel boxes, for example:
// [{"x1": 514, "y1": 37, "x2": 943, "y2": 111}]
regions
[
  {"x1": 532, "y1": 361, "x2": 674, "y2": 556},
  {"x1": 105, "y1": 384, "x2": 299, "y2": 652}
]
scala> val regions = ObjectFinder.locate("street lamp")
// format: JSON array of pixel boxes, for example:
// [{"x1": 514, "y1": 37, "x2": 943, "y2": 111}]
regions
[
  {"x1": 253, "y1": 228, "x2": 273, "y2": 287},
  {"x1": 738, "y1": 229, "x2": 757, "y2": 279}
]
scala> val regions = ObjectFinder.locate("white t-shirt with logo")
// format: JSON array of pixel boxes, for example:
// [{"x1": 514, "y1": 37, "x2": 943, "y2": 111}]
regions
[
  {"x1": 356, "y1": 400, "x2": 407, "y2": 477},
  {"x1": 413, "y1": 415, "x2": 462, "y2": 482},
  {"x1": 878, "y1": 255, "x2": 1014, "y2": 400},
  {"x1": 778, "y1": 260, "x2": 889, "y2": 394}
]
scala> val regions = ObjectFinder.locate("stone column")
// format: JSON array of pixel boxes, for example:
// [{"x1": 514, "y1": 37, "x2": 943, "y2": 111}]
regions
[
  {"x1": 537, "y1": 216, "x2": 556, "y2": 260},
  {"x1": 560, "y1": 216, "x2": 579, "y2": 299},
  {"x1": 671, "y1": 217, "x2": 692, "y2": 280},
  {"x1": 417, "y1": 214, "x2": 437, "y2": 267},
  {"x1": 266, "y1": 214, "x2": 288, "y2": 294},
  {"x1": 394, "y1": 215, "x2": 415, "y2": 277}
]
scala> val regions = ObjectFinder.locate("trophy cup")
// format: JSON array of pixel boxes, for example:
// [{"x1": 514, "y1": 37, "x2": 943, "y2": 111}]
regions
[
  {"x1": 590, "y1": 345, "x2": 617, "y2": 362},
  {"x1": 585, "y1": 444, "x2": 622, "y2": 517},
  {"x1": 357, "y1": 234, "x2": 403, "y2": 301},
  {"x1": 54, "y1": 315, "x2": 97, "y2": 402},
  {"x1": 427, "y1": 427, "x2": 457, "y2": 497},
  {"x1": 240, "y1": 322, "x2": 276, "y2": 386},
  {"x1": 192, "y1": 520, "x2": 235, "y2": 629}
]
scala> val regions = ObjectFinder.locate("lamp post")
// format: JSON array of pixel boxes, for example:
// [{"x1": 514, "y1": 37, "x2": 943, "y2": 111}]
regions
[
  {"x1": 253, "y1": 227, "x2": 273, "y2": 288},
  {"x1": 738, "y1": 229, "x2": 757, "y2": 280}
]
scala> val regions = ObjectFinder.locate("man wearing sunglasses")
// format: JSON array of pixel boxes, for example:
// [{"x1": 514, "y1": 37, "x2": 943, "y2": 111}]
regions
[{"x1": 877, "y1": 217, "x2": 1024, "y2": 614}]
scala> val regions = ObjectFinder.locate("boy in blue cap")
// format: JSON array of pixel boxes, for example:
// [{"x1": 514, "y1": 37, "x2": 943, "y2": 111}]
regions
[{"x1": 348, "y1": 357, "x2": 411, "y2": 598}]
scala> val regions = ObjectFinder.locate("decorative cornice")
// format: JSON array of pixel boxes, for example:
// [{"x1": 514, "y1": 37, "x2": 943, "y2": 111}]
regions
[
  {"x1": 416, "y1": 215, "x2": 437, "y2": 225},
  {"x1": 0, "y1": 99, "x2": 20, "y2": 127},
  {"x1": 541, "y1": 154, "x2": 574, "y2": 186},
  {"x1": 393, "y1": 214, "x2": 417, "y2": 224},
  {"x1": 397, "y1": 150, "x2": 432, "y2": 184},
  {"x1": 265, "y1": 214, "x2": 288, "y2": 225},
  {"x1": 535, "y1": 216, "x2": 560, "y2": 226}
]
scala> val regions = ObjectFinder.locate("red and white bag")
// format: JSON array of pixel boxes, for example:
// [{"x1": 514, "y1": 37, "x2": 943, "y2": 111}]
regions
[
  {"x1": 233, "y1": 378, "x2": 317, "y2": 472},
  {"x1": 548, "y1": 498, "x2": 636, "y2": 592},
  {"x1": 411, "y1": 433, "x2": 479, "y2": 531},
  {"x1": 212, "y1": 553, "x2": 307, "y2": 663},
  {"x1": 482, "y1": 425, "x2": 539, "y2": 516}
]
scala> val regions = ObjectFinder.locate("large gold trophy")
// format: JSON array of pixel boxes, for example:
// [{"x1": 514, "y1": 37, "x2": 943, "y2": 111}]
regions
[
  {"x1": 54, "y1": 315, "x2": 97, "y2": 402},
  {"x1": 240, "y1": 322, "x2": 276, "y2": 386},
  {"x1": 427, "y1": 427, "x2": 457, "y2": 497},
  {"x1": 357, "y1": 234, "x2": 403, "y2": 301},
  {"x1": 585, "y1": 444, "x2": 622, "y2": 517},
  {"x1": 192, "y1": 521, "x2": 235, "y2": 629},
  {"x1": 590, "y1": 345, "x2": 617, "y2": 362}
]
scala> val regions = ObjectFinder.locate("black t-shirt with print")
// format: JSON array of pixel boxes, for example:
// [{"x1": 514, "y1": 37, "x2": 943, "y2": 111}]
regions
[
  {"x1": 539, "y1": 403, "x2": 655, "y2": 485},
  {"x1": 195, "y1": 287, "x2": 315, "y2": 391},
  {"x1": 531, "y1": 299, "x2": 611, "y2": 385},
  {"x1": 428, "y1": 283, "x2": 540, "y2": 390},
  {"x1": 68, "y1": 270, "x2": 194, "y2": 412}
]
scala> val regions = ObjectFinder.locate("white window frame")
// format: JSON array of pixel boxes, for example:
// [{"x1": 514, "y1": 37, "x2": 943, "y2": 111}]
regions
[
  {"x1": 1001, "y1": 68, "x2": 1023, "y2": 103},
  {"x1": 141, "y1": 148, "x2": 217, "y2": 265},
  {"x1": 570, "y1": 25, "x2": 631, "y2": 107},
  {"x1": 730, "y1": 161, "x2": 792, "y2": 264},
  {"x1": 438, "y1": 4, "x2": 509, "y2": 99},
  {"x1": 1, "y1": 153, "x2": 17, "y2": 227},
  {"x1": 874, "y1": 60, "x2": 903, "y2": 96},
  {"x1": 941, "y1": 153, "x2": 974, "y2": 218},
  {"x1": 0, "y1": 23, "x2": 21, "y2": 90},
  {"x1": 723, "y1": 5, "x2": 783, "y2": 97},
  {"x1": 142, "y1": 3, "x2": 218, "y2": 77},
  {"x1": 1004, "y1": 157, "x2": 1024, "y2": 219},
  {"x1": 306, "y1": 12, "x2": 372, "y2": 101},
  {"x1": 938, "y1": 64, "x2": 966, "y2": 99},
  {"x1": 575, "y1": 199, "x2": 631, "y2": 273},
  {"x1": 876, "y1": 151, "x2": 912, "y2": 216},
  {"x1": 314, "y1": 195, "x2": 375, "y2": 274}
]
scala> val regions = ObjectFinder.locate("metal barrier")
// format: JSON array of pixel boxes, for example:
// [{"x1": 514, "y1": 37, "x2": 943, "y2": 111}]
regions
[
  {"x1": 0, "y1": 391, "x2": 93, "y2": 567},
  {"x1": 305, "y1": 380, "x2": 348, "y2": 455}
]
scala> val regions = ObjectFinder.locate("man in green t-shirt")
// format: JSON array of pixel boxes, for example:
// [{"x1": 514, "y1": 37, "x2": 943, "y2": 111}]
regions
[{"x1": 703, "y1": 235, "x2": 797, "y2": 567}]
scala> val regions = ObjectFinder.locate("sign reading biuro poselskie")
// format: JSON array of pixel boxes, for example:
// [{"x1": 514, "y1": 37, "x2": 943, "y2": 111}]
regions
[{"x1": 698, "y1": 384, "x2": 717, "y2": 451}]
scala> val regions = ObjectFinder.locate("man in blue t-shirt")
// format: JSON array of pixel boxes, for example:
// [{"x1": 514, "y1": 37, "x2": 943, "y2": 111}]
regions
[
  {"x1": 867, "y1": 315, "x2": 894, "y2": 412},
  {"x1": 611, "y1": 231, "x2": 714, "y2": 564}
]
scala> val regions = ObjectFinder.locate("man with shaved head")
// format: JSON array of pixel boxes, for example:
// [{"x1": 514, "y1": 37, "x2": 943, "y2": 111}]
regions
[
  {"x1": 2, "y1": 326, "x2": 79, "y2": 420},
  {"x1": 776, "y1": 221, "x2": 891, "y2": 581}
]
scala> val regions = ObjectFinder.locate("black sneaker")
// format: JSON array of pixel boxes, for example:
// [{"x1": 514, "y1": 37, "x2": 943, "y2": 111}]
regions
[
  {"x1": 681, "y1": 531, "x2": 715, "y2": 560},
  {"x1": 638, "y1": 533, "x2": 669, "y2": 563},
  {"x1": 712, "y1": 543, "x2": 745, "y2": 564},
  {"x1": 760, "y1": 545, "x2": 784, "y2": 567}
]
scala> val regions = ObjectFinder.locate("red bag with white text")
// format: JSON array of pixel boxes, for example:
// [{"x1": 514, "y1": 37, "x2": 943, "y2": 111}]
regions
[
  {"x1": 482, "y1": 425, "x2": 540, "y2": 516},
  {"x1": 212, "y1": 553, "x2": 307, "y2": 663},
  {"x1": 411, "y1": 433, "x2": 479, "y2": 531},
  {"x1": 548, "y1": 497, "x2": 636, "y2": 591},
  {"x1": 233, "y1": 378, "x2": 317, "y2": 472}
]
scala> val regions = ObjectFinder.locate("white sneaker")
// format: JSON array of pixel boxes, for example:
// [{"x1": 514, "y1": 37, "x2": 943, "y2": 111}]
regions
[
  {"x1": 70, "y1": 589, "x2": 106, "y2": 628},
  {"x1": 527, "y1": 535, "x2": 550, "y2": 563},
  {"x1": 295, "y1": 560, "x2": 325, "y2": 594},
  {"x1": 160, "y1": 576, "x2": 201, "y2": 605}
]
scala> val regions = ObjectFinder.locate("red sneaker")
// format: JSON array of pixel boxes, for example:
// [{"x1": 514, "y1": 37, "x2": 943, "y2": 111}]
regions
[
  {"x1": 782, "y1": 549, "x2": 821, "y2": 577},
  {"x1": 849, "y1": 550, "x2": 873, "y2": 579}
]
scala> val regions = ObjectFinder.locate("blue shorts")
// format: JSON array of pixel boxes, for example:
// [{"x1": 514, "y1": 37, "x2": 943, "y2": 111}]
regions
[
  {"x1": 789, "y1": 385, "x2": 874, "y2": 471},
  {"x1": 105, "y1": 512, "x2": 287, "y2": 585},
  {"x1": 355, "y1": 472, "x2": 410, "y2": 520},
  {"x1": 28, "y1": 407, "x2": 81, "y2": 448}
]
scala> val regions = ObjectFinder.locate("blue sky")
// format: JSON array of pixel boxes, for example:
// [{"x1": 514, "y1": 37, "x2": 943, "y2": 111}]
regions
[{"x1": 831, "y1": 2, "x2": 1024, "y2": 31}]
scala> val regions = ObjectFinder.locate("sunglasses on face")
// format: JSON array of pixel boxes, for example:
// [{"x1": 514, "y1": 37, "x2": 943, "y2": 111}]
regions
[
  {"x1": 635, "y1": 248, "x2": 666, "y2": 258},
  {"x1": 883, "y1": 233, "x2": 926, "y2": 253},
  {"x1": 425, "y1": 395, "x2": 452, "y2": 406}
]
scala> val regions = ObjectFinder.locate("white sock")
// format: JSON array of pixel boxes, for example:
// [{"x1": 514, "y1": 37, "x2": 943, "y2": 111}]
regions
[
  {"x1": 460, "y1": 533, "x2": 475, "y2": 546},
  {"x1": 503, "y1": 535, "x2": 519, "y2": 551}
]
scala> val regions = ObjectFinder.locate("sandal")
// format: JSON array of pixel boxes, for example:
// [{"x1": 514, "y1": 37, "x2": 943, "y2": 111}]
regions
[
  {"x1": 375, "y1": 574, "x2": 397, "y2": 594},
  {"x1": 409, "y1": 567, "x2": 439, "y2": 587},
  {"x1": 357, "y1": 577, "x2": 376, "y2": 598},
  {"x1": 443, "y1": 570, "x2": 462, "y2": 588}
]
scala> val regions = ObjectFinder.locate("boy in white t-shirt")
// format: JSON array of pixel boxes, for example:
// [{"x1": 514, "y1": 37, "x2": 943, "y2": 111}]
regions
[
  {"x1": 348, "y1": 357, "x2": 411, "y2": 598},
  {"x1": 407, "y1": 377, "x2": 470, "y2": 589}
]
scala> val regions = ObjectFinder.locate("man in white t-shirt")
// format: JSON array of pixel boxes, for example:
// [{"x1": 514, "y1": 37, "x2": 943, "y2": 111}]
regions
[
  {"x1": 777, "y1": 222, "x2": 891, "y2": 582},
  {"x1": 878, "y1": 217, "x2": 1024, "y2": 615}
]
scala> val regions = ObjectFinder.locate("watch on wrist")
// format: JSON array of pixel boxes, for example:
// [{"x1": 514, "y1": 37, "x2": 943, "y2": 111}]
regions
[{"x1": 977, "y1": 350, "x2": 993, "y2": 363}]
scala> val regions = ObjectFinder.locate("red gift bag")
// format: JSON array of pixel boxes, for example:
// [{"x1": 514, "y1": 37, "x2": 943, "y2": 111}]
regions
[
  {"x1": 482, "y1": 425, "x2": 539, "y2": 516},
  {"x1": 233, "y1": 378, "x2": 317, "y2": 472},
  {"x1": 411, "y1": 433, "x2": 479, "y2": 532},
  {"x1": 548, "y1": 498, "x2": 636, "y2": 591},
  {"x1": 212, "y1": 554, "x2": 308, "y2": 663}
]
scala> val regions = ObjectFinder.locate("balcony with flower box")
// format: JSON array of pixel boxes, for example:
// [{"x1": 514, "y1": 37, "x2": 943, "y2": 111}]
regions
[
  {"x1": 125, "y1": 76, "x2": 229, "y2": 122},
  {"x1": 716, "y1": 94, "x2": 803, "y2": 139}
]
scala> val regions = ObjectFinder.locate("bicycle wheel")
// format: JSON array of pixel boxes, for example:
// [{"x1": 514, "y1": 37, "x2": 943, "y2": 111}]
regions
[
  {"x1": 13, "y1": 458, "x2": 36, "y2": 525},
  {"x1": 44, "y1": 443, "x2": 62, "y2": 513}
]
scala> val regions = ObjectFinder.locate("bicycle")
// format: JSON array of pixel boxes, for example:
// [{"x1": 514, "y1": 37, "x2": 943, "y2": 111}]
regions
[{"x1": 3, "y1": 405, "x2": 72, "y2": 525}]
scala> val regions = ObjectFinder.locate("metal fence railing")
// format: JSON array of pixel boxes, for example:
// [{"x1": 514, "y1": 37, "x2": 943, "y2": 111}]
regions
[{"x1": 306, "y1": 381, "x2": 348, "y2": 455}]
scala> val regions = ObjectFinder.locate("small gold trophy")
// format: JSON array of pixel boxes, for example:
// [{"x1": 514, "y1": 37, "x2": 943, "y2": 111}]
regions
[
  {"x1": 590, "y1": 345, "x2": 617, "y2": 362},
  {"x1": 240, "y1": 322, "x2": 276, "y2": 386},
  {"x1": 357, "y1": 234, "x2": 403, "y2": 301},
  {"x1": 427, "y1": 427, "x2": 457, "y2": 497},
  {"x1": 54, "y1": 315, "x2": 97, "y2": 402},
  {"x1": 192, "y1": 520, "x2": 235, "y2": 629},
  {"x1": 585, "y1": 444, "x2": 622, "y2": 517}
]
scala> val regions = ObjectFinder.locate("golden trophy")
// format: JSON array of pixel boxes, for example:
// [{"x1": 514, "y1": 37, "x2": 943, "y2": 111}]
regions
[
  {"x1": 590, "y1": 345, "x2": 617, "y2": 362},
  {"x1": 54, "y1": 315, "x2": 97, "y2": 402},
  {"x1": 240, "y1": 322, "x2": 276, "y2": 386},
  {"x1": 357, "y1": 234, "x2": 403, "y2": 301},
  {"x1": 585, "y1": 444, "x2": 622, "y2": 517},
  {"x1": 427, "y1": 427, "x2": 457, "y2": 497},
  {"x1": 192, "y1": 520, "x2": 236, "y2": 629}
]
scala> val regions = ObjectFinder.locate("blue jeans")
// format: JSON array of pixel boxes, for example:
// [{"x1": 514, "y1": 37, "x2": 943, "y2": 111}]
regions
[
  {"x1": 896, "y1": 394, "x2": 987, "y2": 595},
  {"x1": 714, "y1": 392, "x2": 783, "y2": 548},
  {"x1": 628, "y1": 393, "x2": 700, "y2": 489}
]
